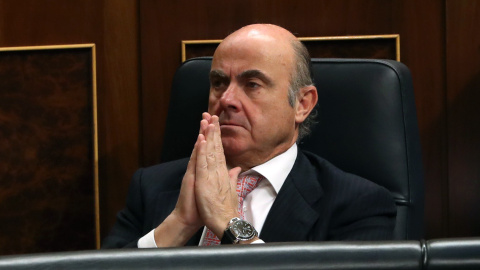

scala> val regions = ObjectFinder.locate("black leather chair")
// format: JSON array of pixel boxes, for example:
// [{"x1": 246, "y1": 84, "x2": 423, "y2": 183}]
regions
[{"x1": 162, "y1": 57, "x2": 425, "y2": 240}]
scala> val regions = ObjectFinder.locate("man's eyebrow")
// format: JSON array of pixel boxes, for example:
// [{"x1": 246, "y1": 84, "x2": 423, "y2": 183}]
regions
[
  {"x1": 209, "y1": 70, "x2": 229, "y2": 81},
  {"x1": 237, "y1": 69, "x2": 274, "y2": 87}
]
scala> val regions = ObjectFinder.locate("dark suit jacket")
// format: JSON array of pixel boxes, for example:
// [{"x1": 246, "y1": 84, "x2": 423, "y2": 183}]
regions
[{"x1": 102, "y1": 150, "x2": 396, "y2": 248}]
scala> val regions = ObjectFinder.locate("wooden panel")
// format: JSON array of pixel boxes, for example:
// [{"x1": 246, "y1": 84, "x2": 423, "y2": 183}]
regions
[
  {"x1": 446, "y1": 0, "x2": 480, "y2": 237},
  {"x1": 182, "y1": 35, "x2": 399, "y2": 62},
  {"x1": 99, "y1": 0, "x2": 140, "y2": 241},
  {"x1": 390, "y1": 0, "x2": 447, "y2": 239},
  {"x1": 0, "y1": 0, "x2": 140, "y2": 252},
  {"x1": 0, "y1": 45, "x2": 97, "y2": 254},
  {"x1": 302, "y1": 36, "x2": 398, "y2": 60}
]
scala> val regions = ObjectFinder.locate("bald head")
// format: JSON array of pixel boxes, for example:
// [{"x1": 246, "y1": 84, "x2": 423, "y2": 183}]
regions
[
  {"x1": 223, "y1": 24, "x2": 299, "y2": 46},
  {"x1": 213, "y1": 24, "x2": 298, "y2": 81}
]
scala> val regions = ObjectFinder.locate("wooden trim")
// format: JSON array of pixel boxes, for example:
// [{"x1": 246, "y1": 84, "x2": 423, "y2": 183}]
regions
[
  {"x1": 181, "y1": 34, "x2": 400, "y2": 62},
  {"x1": 91, "y1": 45, "x2": 100, "y2": 250},
  {"x1": 0, "y1": 43, "x2": 96, "y2": 51}
]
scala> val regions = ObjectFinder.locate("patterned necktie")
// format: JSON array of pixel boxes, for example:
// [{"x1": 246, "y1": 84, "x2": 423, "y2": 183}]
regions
[{"x1": 201, "y1": 174, "x2": 264, "y2": 246}]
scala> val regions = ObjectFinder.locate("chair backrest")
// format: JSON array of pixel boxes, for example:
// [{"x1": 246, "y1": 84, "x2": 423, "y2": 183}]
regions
[{"x1": 162, "y1": 57, "x2": 425, "y2": 240}]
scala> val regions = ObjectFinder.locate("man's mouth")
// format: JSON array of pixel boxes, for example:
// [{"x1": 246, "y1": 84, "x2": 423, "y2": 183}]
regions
[
  {"x1": 221, "y1": 122, "x2": 238, "y2": 126},
  {"x1": 220, "y1": 122, "x2": 243, "y2": 128}
]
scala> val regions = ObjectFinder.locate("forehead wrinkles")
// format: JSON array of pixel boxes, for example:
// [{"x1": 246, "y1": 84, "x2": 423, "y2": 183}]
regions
[{"x1": 213, "y1": 34, "x2": 296, "y2": 81}]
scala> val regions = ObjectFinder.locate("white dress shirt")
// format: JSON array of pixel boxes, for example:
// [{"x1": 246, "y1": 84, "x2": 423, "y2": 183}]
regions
[{"x1": 138, "y1": 143, "x2": 298, "y2": 248}]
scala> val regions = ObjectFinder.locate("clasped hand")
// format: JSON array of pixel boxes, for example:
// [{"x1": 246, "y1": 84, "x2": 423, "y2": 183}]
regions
[{"x1": 170, "y1": 113, "x2": 241, "y2": 241}]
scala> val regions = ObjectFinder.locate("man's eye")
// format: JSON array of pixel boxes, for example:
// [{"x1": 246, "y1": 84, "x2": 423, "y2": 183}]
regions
[
  {"x1": 246, "y1": 81, "x2": 260, "y2": 89},
  {"x1": 211, "y1": 80, "x2": 225, "y2": 89}
]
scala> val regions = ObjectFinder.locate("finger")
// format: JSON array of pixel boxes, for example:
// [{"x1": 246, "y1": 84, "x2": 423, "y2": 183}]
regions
[
  {"x1": 205, "y1": 124, "x2": 217, "y2": 174},
  {"x1": 199, "y1": 119, "x2": 209, "y2": 135},
  {"x1": 229, "y1": 167, "x2": 242, "y2": 182},
  {"x1": 212, "y1": 116, "x2": 223, "y2": 150},
  {"x1": 211, "y1": 116, "x2": 226, "y2": 166},
  {"x1": 195, "y1": 135, "x2": 208, "y2": 183},
  {"x1": 202, "y1": 112, "x2": 212, "y2": 123},
  {"x1": 186, "y1": 134, "x2": 202, "y2": 175}
]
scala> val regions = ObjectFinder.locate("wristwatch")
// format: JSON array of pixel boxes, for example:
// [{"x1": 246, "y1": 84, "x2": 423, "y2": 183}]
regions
[{"x1": 221, "y1": 217, "x2": 258, "y2": 244}]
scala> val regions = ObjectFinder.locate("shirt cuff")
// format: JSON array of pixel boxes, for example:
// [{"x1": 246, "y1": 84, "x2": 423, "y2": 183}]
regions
[
  {"x1": 137, "y1": 229, "x2": 158, "y2": 248},
  {"x1": 251, "y1": 239, "x2": 265, "y2": 244}
]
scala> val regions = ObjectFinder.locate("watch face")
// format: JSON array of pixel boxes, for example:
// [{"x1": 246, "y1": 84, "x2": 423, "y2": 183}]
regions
[{"x1": 231, "y1": 220, "x2": 255, "y2": 239}]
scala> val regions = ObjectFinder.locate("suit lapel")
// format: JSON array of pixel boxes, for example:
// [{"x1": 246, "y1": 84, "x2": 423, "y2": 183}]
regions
[{"x1": 260, "y1": 151, "x2": 323, "y2": 242}]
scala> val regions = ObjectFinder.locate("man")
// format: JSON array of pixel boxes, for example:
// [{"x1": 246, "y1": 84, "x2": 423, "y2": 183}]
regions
[{"x1": 102, "y1": 24, "x2": 396, "y2": 248}]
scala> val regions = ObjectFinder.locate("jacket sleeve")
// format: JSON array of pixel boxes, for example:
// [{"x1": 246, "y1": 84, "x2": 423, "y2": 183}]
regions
[{"x1": 101, "y1": 169, "x2": 145, "y2": 248}]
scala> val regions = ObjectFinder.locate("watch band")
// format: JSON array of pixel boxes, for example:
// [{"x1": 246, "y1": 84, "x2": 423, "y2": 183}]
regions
[
  {"x1": 221, "y1": 217, "x2": 241, "y2": 244},
  {"x1": 221, "y1": 217, "x2": 257, "y2": 244},
  {"x1": 221, "y1": 227, "x2": 238, "y2": 244}
]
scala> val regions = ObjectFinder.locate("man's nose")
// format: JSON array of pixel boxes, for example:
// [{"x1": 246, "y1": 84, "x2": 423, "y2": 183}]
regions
[{"x1": 219, "y1": 85, "x2": 241, "y2": 111}]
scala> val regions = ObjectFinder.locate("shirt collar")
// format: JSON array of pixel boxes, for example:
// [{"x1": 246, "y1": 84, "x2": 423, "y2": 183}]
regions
[{"x1": 239, "y1": 143, "x2": 298, "y2": 194}]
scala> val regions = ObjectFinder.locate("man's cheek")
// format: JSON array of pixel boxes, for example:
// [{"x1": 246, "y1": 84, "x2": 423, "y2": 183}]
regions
[{"x1": 207, "y1": 103, "x2": 219, "y2": 115}]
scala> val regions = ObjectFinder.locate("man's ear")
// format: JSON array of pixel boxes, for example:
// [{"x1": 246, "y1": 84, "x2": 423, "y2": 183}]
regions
[{"x1": 295, "y1": 86, "x2": 318, "y2": 124}]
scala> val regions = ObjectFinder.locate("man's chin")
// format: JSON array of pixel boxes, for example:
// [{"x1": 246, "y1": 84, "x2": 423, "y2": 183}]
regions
[{"x1": 221, "y1": 138, "x2": 248, "y2": 157}]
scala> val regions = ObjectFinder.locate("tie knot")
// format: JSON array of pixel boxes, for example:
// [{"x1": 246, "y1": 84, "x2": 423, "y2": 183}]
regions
[{"x1": 237, "y1": 174, "x2": 264, "y2": 199}]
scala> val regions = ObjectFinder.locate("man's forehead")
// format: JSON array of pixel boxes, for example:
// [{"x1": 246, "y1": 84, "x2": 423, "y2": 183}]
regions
[
  {"x1": 213, "y1": 27, "x2": 295, "y2": 63},
  {"x1": 211, "y1": 42, "x2": 292, "y2": 71},
  {"x1": 210, "y1": 54, "x2": 272, "y2": 77},
  {"x1": 210, "y1": 68, "x2": 273, "y2": 83},
  {"x1": 210, "y1": 29, "x2": 296, "y2": 84}
]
